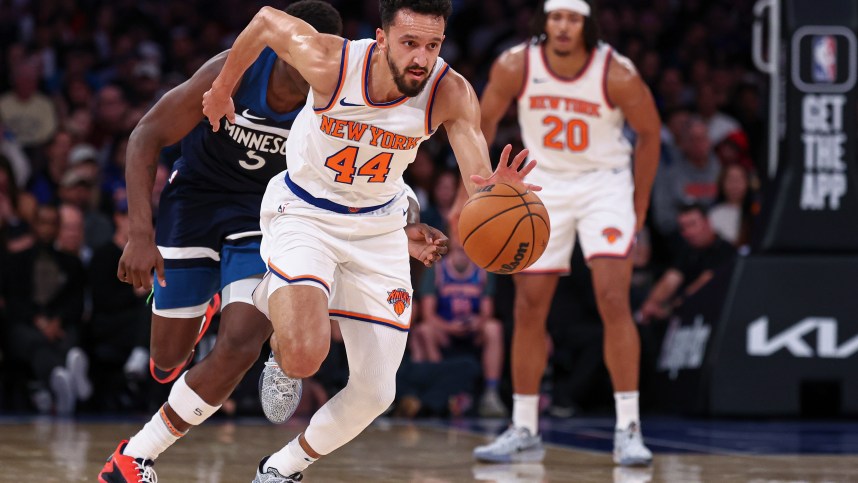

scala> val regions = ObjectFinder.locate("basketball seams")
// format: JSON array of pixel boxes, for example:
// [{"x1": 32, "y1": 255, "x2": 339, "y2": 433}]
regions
[
  {"x1": 459, "y1": 182, "x2": 549, "y2": 274},
  {"x1": 480, "y1": 213, "x2": 540, "y2": 270},
  {"x1": 460, "y1": 201, "x2": 543, "y2": 246},
  {"x1": 518, "y1": 187, "x2": 537, "y2": 270}
]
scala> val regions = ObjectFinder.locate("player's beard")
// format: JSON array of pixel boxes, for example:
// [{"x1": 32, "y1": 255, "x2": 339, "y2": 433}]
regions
[{"x1": 387, "y1": 53, "x2": 431, "y2": 97}]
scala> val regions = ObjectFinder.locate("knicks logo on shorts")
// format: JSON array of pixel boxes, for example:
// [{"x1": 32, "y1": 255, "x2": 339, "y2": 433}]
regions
[
  {"x1": 386, "y1": 288, "x2": 411, "y2": 317},
  {"x1": 602, "y1": 227, "x2": 623, "y2": 244}
]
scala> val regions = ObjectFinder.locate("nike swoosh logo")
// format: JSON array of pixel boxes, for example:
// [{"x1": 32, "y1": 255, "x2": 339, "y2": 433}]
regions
[
  {"x1": 339, "y1": 98, "x2": 362, "y2": 107},
  {"x1": 532, "y1": 78, "x2": 549, "y2": 84},
  {"x1": 242, "y1": 109, "x2": 266, "y2": 120}
]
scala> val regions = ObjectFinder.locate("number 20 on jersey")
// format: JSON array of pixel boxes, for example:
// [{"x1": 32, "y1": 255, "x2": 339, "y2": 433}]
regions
[{"x1": 542, "y1": 116, "x2": 589, "y2": 151}]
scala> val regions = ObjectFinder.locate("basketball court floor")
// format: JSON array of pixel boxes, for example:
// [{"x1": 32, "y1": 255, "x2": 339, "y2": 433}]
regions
[{"x1": 0, "y1": 415, "x2": 856, "y2": 482}]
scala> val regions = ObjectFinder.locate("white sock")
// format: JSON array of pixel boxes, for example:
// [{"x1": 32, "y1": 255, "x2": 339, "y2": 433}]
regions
[
  {"x1": 512, "y1": 394, "x2": 539, "y2": 435},
  {"x1": 266, "y1": 436, "x2": 318, "y2": 475},
  {"x1": 123, "y1": 406, "x2": 185, "y2": 460},
  {"x1": 615, "y1": 391, "x2": 640, "y2": 429}
]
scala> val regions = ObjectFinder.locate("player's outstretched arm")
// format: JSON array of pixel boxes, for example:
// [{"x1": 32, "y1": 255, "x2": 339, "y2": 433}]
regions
[
  {"x1": 202, "y1": 6, "x2": 342, "y2": 130},
  {"x1": 119, "y1": 52, "x2": 231, "y2": 290},
  {"x1": 606, "y1": 54, "x2": 661, "y2": 233},
  {"x1": 479, "y1": 45, "x2": 526, "y2": 147},
  {"x1": 435, "y1": 70, "x2": 540, "y2": 196}
]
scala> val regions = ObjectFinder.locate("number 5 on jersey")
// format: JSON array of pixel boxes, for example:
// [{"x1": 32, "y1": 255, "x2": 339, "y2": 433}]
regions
[
  {"x1": 543, "y1": 116, "x2": 589, "y2": 152},
  {"x1": 325, "y1": 146, "x2": 392, "y2": 183}
]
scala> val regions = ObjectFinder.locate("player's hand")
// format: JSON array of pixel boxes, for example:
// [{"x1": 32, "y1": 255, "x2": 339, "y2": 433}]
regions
[
  {"x1": 201, "y1": 87, "x2": 236, "y2": 133},
  {"x1": 406, "y1": 223, "x2": 449, "y2": 267},
  {"x1": 118, "y1": 236, "x2": 166, "y2": 291},
  {"x1": 470, "y1": 144, "x2": 542, "y2": 193}
]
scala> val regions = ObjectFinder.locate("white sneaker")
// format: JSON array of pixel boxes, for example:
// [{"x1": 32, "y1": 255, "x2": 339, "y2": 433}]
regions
[
  {"x1": 65, "y1": 347, "x2": 92, "y2": 400},
  {"x1": 124, "y1": 346, "x2": 150, "y2": 378},
  {"x1": 253, "y1": 456, "x2": 303, "y2": 482},
  {"x1": 50, "y1": 367, "x2": 75, "y2": 416},
  {"x1": 259, "y1": 352, "x2": 302, "y2": 424},
  {"x1": 473, "y1": 426, "x2": 545, "y2": 463},
  {"x1": 613, "y1": 422, "x2": 653, "y2": 466}
]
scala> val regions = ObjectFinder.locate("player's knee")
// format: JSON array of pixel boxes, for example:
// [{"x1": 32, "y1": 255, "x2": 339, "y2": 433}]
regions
[
  {"x1": 595, "y1": 287, "x2": 631, "y2": 321},
  {"x1": 150, "y1": 345, "x2": 191, "y2": 371},
  {"x1": 272, "y1": 338, "x2": 326, "y2": 378},
  {"x1": 210, "y1": 334, "x2": 260, "y2": 372},
  {"x1": 352, "y1": 381, "x2": 396, "y2": 417}
]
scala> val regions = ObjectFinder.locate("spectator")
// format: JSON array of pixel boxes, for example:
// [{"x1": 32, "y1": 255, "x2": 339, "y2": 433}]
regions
[
  {"x1": 414, "y1": 240, "x2": 507, "y2": 418},
  {"x1": 420, "y1": 169, "x2": 458, "y2": 233},
  {"x1": 696, "y1": 82, "x2": 742, "y2": 146},
  {"x1": 57, "y1": 166, "x2": 112, "y2": 250},
  {"x1": 651, "y1": 118, "x2": 721, "y2": 236},
  {"x1": 2, "y1": 204, "x2": 90, "y2": 415},
  {"x1": 0, "y1": 119, "x2": 31, "y2": 187},
  {"x1": 709, "y1": 163, "x2": 758, "y2": 247},
  {"x1": 638, "y1": 204, "x2": 736, "y2": 323},
  {"x1": 28, "y1": 130, "x2": 72, "y2": 204},
  {"x1": 0, "y1": 59, "x2": 58, "y2": 150},
  {"x1": 85, "y1": 200, "x2": 150, "y2": 411},
  {"x1": 0, "y1": 155, "x2": 36, "y2": 253},
  {"x1": 56, "y1": 203, "x2": 91, "y2": 266}
]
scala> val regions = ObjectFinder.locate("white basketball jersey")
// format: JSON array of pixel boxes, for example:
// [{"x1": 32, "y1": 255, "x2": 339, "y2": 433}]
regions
[
  {"x1": 286, "y1": 39, "x2": 449, "y2": 207},
  {"x1": 517, "y1": 42, "x2": 632, "y2": 175}
]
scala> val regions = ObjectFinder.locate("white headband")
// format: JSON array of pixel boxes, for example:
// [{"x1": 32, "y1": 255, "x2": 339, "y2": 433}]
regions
[{"x1": 544, "y1": 0, "x2": 591, "y2": 16}]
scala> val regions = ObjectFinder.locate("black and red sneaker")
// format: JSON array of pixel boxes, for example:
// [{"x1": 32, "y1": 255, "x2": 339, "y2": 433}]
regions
[
  {"x1": 149, "y1": 294, "x2": 221, "y2": 384},
  {"x1": 98, "y1": 440, "x2": 157, "y2": 483}
]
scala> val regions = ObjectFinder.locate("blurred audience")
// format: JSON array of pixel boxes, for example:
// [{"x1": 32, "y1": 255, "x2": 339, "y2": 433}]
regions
[
  {"x1": 0, "y1": 0, "x2": 765, "y2": 417},
  {"x1": 413, "y1": 240, "x2": 506, "y2": 418},
  {"x1": 708, "y1": 163, "x2": 759, "y2": 246},
  {"x1": 638, "y1": 204, "x2": 737, "y2": 324}
]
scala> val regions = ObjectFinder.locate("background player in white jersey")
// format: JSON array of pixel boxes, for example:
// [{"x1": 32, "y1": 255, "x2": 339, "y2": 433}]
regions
[
  {"x1": 202, "y1": 0, "x2": 539, "y2": 480},
  {"x1": 474, "y1": 0, "x2": 661, "y2": 467}
]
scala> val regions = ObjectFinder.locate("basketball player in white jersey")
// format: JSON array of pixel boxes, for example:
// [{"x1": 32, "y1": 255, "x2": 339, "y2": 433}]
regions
[
  {"x1": 473, "y1": 0, "x2": 661, "y2": 466},
  {"x1": 202, "y1": 1, "x2": 539, "y2": 480}
]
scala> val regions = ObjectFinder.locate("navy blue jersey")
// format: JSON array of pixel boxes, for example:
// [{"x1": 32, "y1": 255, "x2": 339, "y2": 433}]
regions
[{"x1": 175, "y1": 48, "x2": 301, "y2": 193}]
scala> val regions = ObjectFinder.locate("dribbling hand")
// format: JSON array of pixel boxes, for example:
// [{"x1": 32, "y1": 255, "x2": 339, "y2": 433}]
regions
[
  {"x1": 202, "y1": 87, "x2": 236, "y2": 132},
  {"x1": 470, "y1": 144, "x2": 542, "y2": 193},
  {"x1": 405, "y1": 223, "x2": 449, "y2": 267}
]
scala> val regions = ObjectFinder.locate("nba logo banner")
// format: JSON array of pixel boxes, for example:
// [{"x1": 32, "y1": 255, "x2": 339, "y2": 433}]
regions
[{"x1": 812, "y1": 35, "x2": 837, "y2": 83}]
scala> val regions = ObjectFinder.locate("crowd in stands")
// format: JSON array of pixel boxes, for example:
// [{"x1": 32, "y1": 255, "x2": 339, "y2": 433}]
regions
[{"x1": 0, "y1": 0, "x2": 761, "y2": 419}]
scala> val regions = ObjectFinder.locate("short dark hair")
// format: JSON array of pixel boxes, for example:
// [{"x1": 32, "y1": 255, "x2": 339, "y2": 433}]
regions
[
  {"x1": 678, "y1": 202, "x2": 708, "y2": 218},
  {"x1": 379, "y1": 0, "x2": 453, "y2": 29},
  {"x1": 285, "y1": 0, "x2": 343, "y2": 36},
  {"x1": 530, "y1": 0, "x2": 600, "y2": 52}
]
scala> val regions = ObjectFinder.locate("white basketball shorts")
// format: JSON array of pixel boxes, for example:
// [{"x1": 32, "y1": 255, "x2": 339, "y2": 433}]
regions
[
  {"x1": 253, "y1": 172, "x2": 414, "y2": 332},
  {"x1": 523, "y1": 166, "x2": 636, "y2": 274}
]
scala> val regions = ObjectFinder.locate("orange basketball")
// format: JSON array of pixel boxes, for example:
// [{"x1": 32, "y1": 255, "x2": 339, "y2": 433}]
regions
[{"x1": 458, "y1": 183, "x2": 550, "y2": 274}]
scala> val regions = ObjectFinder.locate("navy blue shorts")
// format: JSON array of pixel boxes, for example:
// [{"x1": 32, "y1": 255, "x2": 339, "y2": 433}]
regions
[{"x1": 153, "y1": 170, "x2": 265, "y2": 310}]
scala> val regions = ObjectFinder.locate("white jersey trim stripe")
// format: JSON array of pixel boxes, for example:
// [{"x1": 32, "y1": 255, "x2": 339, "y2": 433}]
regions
[
  {"x1": 225, "y1": 231, "x2": 263, "y2": 240},
  {"x1": 158, "y1": 246, "x2": 221, "y2": 261}
]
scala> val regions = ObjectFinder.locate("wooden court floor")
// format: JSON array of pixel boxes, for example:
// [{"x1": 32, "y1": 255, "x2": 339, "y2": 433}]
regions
[{"x1": 0, "y1": 418, "x2": 856, "y2": 482}]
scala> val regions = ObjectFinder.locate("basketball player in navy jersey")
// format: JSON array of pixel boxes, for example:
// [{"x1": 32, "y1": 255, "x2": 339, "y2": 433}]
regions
[
  {"x1": 474, "y1": 0, "x2": 661, "y2": 467},
  {"x1": 201, "y1": 0, "x2": 539, "y2": 480},
  {"x1": 100, "y1": 3, "x2": 445, "y2": 483}
]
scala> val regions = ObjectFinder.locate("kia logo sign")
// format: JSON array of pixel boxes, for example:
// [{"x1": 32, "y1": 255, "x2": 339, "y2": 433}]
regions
[{"x1": 747, "y1": 317, "x2": 858, "y2": 358}]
